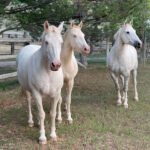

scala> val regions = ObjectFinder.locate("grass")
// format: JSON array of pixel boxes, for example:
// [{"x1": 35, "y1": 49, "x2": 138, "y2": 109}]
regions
[{"x1": 0, "y1": 63, "x2": 150, "y2": 150}]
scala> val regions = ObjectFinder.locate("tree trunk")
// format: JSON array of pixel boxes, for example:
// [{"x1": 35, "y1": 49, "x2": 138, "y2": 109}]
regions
[
  {"x1": 106, "y1": 38, "x2": 110, "y2": 57},
  {"x1": 143, "y1": 31, "x2": 146, "y2": 66},
  {"x1": 89, "y1": 40, "x2": 93, "y2": 54},
  {"x1": 11, "y1": 42, "x2": 15, "y2": 55}
]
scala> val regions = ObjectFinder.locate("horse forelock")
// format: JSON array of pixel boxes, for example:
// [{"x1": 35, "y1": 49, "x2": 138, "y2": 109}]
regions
[{"x1": 49, "y1": 26, "x2": 60, "y2": 33}]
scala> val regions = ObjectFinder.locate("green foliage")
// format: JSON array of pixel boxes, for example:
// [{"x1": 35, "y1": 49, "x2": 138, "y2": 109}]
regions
[{"x1": 0, "y1": 0, "x2": 149, "y2": 41}]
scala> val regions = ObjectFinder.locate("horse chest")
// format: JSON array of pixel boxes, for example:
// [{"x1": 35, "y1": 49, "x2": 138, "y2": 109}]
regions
[
  {"x1": 62, "y1": 59, "x2": 78, "y2": 80},
  {"x1": 31, "y1": 69, "x2": 63, "y2": 95}
]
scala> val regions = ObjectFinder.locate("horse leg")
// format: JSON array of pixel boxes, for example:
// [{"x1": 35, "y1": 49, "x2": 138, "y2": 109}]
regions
[
  {"x1": 110, "y1": 72, "x2": 122, "y2": 106},
  {"x1": 32, "y1": 90, "x2": 47, "y2": 144},
  {"x1": 65, "y1": 79, "x2": 74, "y2": 123},
  {"x1": 132, "y1": 70, "x2": 139, "y2": 101},
  {"x1": 123, "y1": 76, "x2": 130, "y2": 108},
  {"x1": 57, "y1": 95, "x2": 62, "y2": 123},
  {"x1": 26, "y1": 91, "x2": 34, "y2": 127},
  {"x1": 50, "y1": 94, "x2": 60, "y2": 140},
  {"x1": 119, "y1": 75, "x2": 125, "y2": 100}
]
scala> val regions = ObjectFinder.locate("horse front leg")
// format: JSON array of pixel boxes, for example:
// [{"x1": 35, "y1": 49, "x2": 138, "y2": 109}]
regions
[
  {"x1": 123, "y1": 76, "x2": 130, "y2": 108},
  {"x1": 132, "y1": 70, "x2": 139, "y2": 101},
  {"x1": 110, "y1": 71, "x2": 122, "y2": 106},
  {"x1": 57, "y1": 95, "x2": 63, "y2": 123},
  {"x1": 26, "y1": 91, "x2": 34, "y2": 127},
  {"x1": 32, "y1": 90, "x2": 47, "y2": 144},
  {"x1": 65, "y1": 79, "x2": 74, "y2": 123},
  {"x1": 119, "y1": 75, "x2": 125, "y2": 100},
  {"x1": 50, "y1": 94, "x2": 60, "y2": 140}
]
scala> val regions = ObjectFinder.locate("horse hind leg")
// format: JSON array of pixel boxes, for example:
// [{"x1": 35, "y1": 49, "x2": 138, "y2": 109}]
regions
[
  {"x1": 123, "y1": 76, "x2": 130, "y2": 108},
  {"x1": 110, "y1": 72, "x2": 122, "y2": 106},
  {"x1": 50, "y1": 94, "x2": 60, "y2": 141},
  {"x1": 26, "y1": 91, "x2": 34, "y2": 127}
]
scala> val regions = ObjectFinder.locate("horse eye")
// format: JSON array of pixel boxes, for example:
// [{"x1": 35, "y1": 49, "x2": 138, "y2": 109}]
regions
[
  {"x1": 126, "y1": 31, "x2": 130, "y2": 34},
  {"x1": 73, "y1": 34, "x2": 77, "y2": 38},
  {"x1": 45, "y1": 41, "x2": 48, "y2": 45}
]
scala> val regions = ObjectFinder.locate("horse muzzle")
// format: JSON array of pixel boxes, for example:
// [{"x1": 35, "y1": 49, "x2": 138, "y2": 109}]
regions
[
  {"x1": 134, "y1": 41, "x2": 142, "y2": 50},
  {"x1": 50, "y1": 61, "x2": 61, "y2": 71},
  {"x1": 82, "y1": 45, "x2": 90, "y2": 56}
]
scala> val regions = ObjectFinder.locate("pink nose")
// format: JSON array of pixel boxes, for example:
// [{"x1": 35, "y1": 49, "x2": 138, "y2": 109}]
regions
[
  {"x1": 83, "y1": 45, "x2": 90, "y2": 54},
  {"x1": 51, "y1": 61, "x2": 61, "y2": 71}
]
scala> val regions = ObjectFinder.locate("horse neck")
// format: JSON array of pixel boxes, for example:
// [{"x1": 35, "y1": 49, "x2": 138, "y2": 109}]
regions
[
  {"x1": 61, "y1": 39, "x2": 74, "y2": 65},
  {"x1": 113, "y1": 38, "x2": 124, "y2": 54}
]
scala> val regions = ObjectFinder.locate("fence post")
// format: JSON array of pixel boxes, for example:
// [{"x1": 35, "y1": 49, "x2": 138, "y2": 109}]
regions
[{"x1": 11, "y1": 42, "x2": 15, "y2": 55}]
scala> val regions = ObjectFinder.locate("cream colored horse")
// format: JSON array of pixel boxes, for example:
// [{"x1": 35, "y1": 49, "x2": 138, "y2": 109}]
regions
[
  {"x1": 57, "y1": 21, "x2": 90, "y2": 123},
  {"x1": 17, "y1": 21, "x2": 64, "y2": 144},
  {"x1": 107, "y1": 20, "x2": 142, "y2": 108}
]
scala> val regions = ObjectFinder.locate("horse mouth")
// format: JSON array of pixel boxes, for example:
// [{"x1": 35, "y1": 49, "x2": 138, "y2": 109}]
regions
[
  {"x1": 135, "y1": 47, "x2": 140, "y2": 51},
  {"x1": 82, "y1": 50, "x2": 90, "y2": 56},
  {"x1": 50, "y1": 66, "x2": 59, "y2": 71}
]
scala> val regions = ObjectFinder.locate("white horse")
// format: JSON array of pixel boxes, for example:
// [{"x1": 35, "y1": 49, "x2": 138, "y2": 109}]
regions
[
  {"x1": 17, "y1": 21, "x2": 64, "y2": 144},
  {"x1": 57, "y1": 21, "x2": 90, "y2": 123},
  {"x1": 107, "y1": 20, "x2": 142, "y2": 108}
]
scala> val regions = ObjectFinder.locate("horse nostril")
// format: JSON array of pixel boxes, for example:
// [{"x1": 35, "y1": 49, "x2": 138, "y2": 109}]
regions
[
  {"x1": 52, "y1": 62, "x2": 55, "y2": 67},
  {"x1": 84, "y1": 48, "x2": 87, "y2": 51}
]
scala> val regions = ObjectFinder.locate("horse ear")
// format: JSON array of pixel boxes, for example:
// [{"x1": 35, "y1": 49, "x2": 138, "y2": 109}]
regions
[
  {"x1": 44, "y1": 21, "x2": 49, "y2": 31},
  {"x1": 71, "y1": 20, "x2": 74, "y2": 28},
  {"x1": 130, "y1": 19, "x2": 133, "y2": 26},
  {"x1": 58, "y1": 21, "x2": 64, "y2": 32},
  {"x1": 124, "y1": 19, "x2": 127, "y2": 26},
  {"x1": 78, "y1": 21, "x2": 83, "y2": 28}
]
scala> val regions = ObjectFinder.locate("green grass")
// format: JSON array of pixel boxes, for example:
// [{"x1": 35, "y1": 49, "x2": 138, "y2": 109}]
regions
[{"x1": 0, "y1": 63, "x2": 150, "y2": 149}]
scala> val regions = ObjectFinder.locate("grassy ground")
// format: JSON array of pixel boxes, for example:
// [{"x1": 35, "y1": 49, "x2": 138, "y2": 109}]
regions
[{"x1": 0, "y1": 63, "x2": 150, "y2": 150}]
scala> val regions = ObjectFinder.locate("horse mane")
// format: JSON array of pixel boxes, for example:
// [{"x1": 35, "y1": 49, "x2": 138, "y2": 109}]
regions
[{"x1": 114, "y1": 28, "x2": 122, "y2": 40}]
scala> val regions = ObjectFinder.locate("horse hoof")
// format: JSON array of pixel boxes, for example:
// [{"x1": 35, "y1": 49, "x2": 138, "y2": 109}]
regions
[
  {"x1": 57, "y1": 119, "x2": 62, "y2": 124},
  {"x1": 39, "y1": 139, "x2": 47, "y2": 145},
  {"x1": 134, "y1": 98, "x2": 139, "y2": 102},
  {"x1": 116, "y1": 102, "x2": 122, "y2": 106},
  {"x1": 51, "y1": 137, "x2": 57, "y2": 142},
  {"x1": 124, "y1": 104, "x2": 128, "y2": 109},
  {"x1": 68, "y1": 120, "x2": 73, "y2": 124},
  {"x1": 28, "y1": 122, "x2": 34, "y2": 127},
  {"x1": 63, "y1": 107, "x2": 67, "y2": 111}
]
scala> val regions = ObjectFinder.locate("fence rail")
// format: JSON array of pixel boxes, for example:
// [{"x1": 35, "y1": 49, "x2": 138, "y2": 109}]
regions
[
  {"x1": 0, "y1": 54, "x2": 17, "y2": 80},
  {"x1": 0, "y1": 55, "x2": 17, "y2": 60},
  {"x1": 0, "y1": 72, "x2": 17, "y2": 80}
]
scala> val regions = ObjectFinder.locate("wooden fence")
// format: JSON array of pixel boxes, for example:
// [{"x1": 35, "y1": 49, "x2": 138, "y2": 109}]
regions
[{"x1": 0, "y1": 54, "x2": 17, "y2": 80}]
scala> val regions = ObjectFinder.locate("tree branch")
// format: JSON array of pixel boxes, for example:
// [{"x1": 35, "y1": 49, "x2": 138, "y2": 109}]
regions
[
  {"x1": 3, "y1": 0, "x2": 56, "y2": 15},
  {"x1": 0, "y1": 26, "x2": 21, "y2": 35}
]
